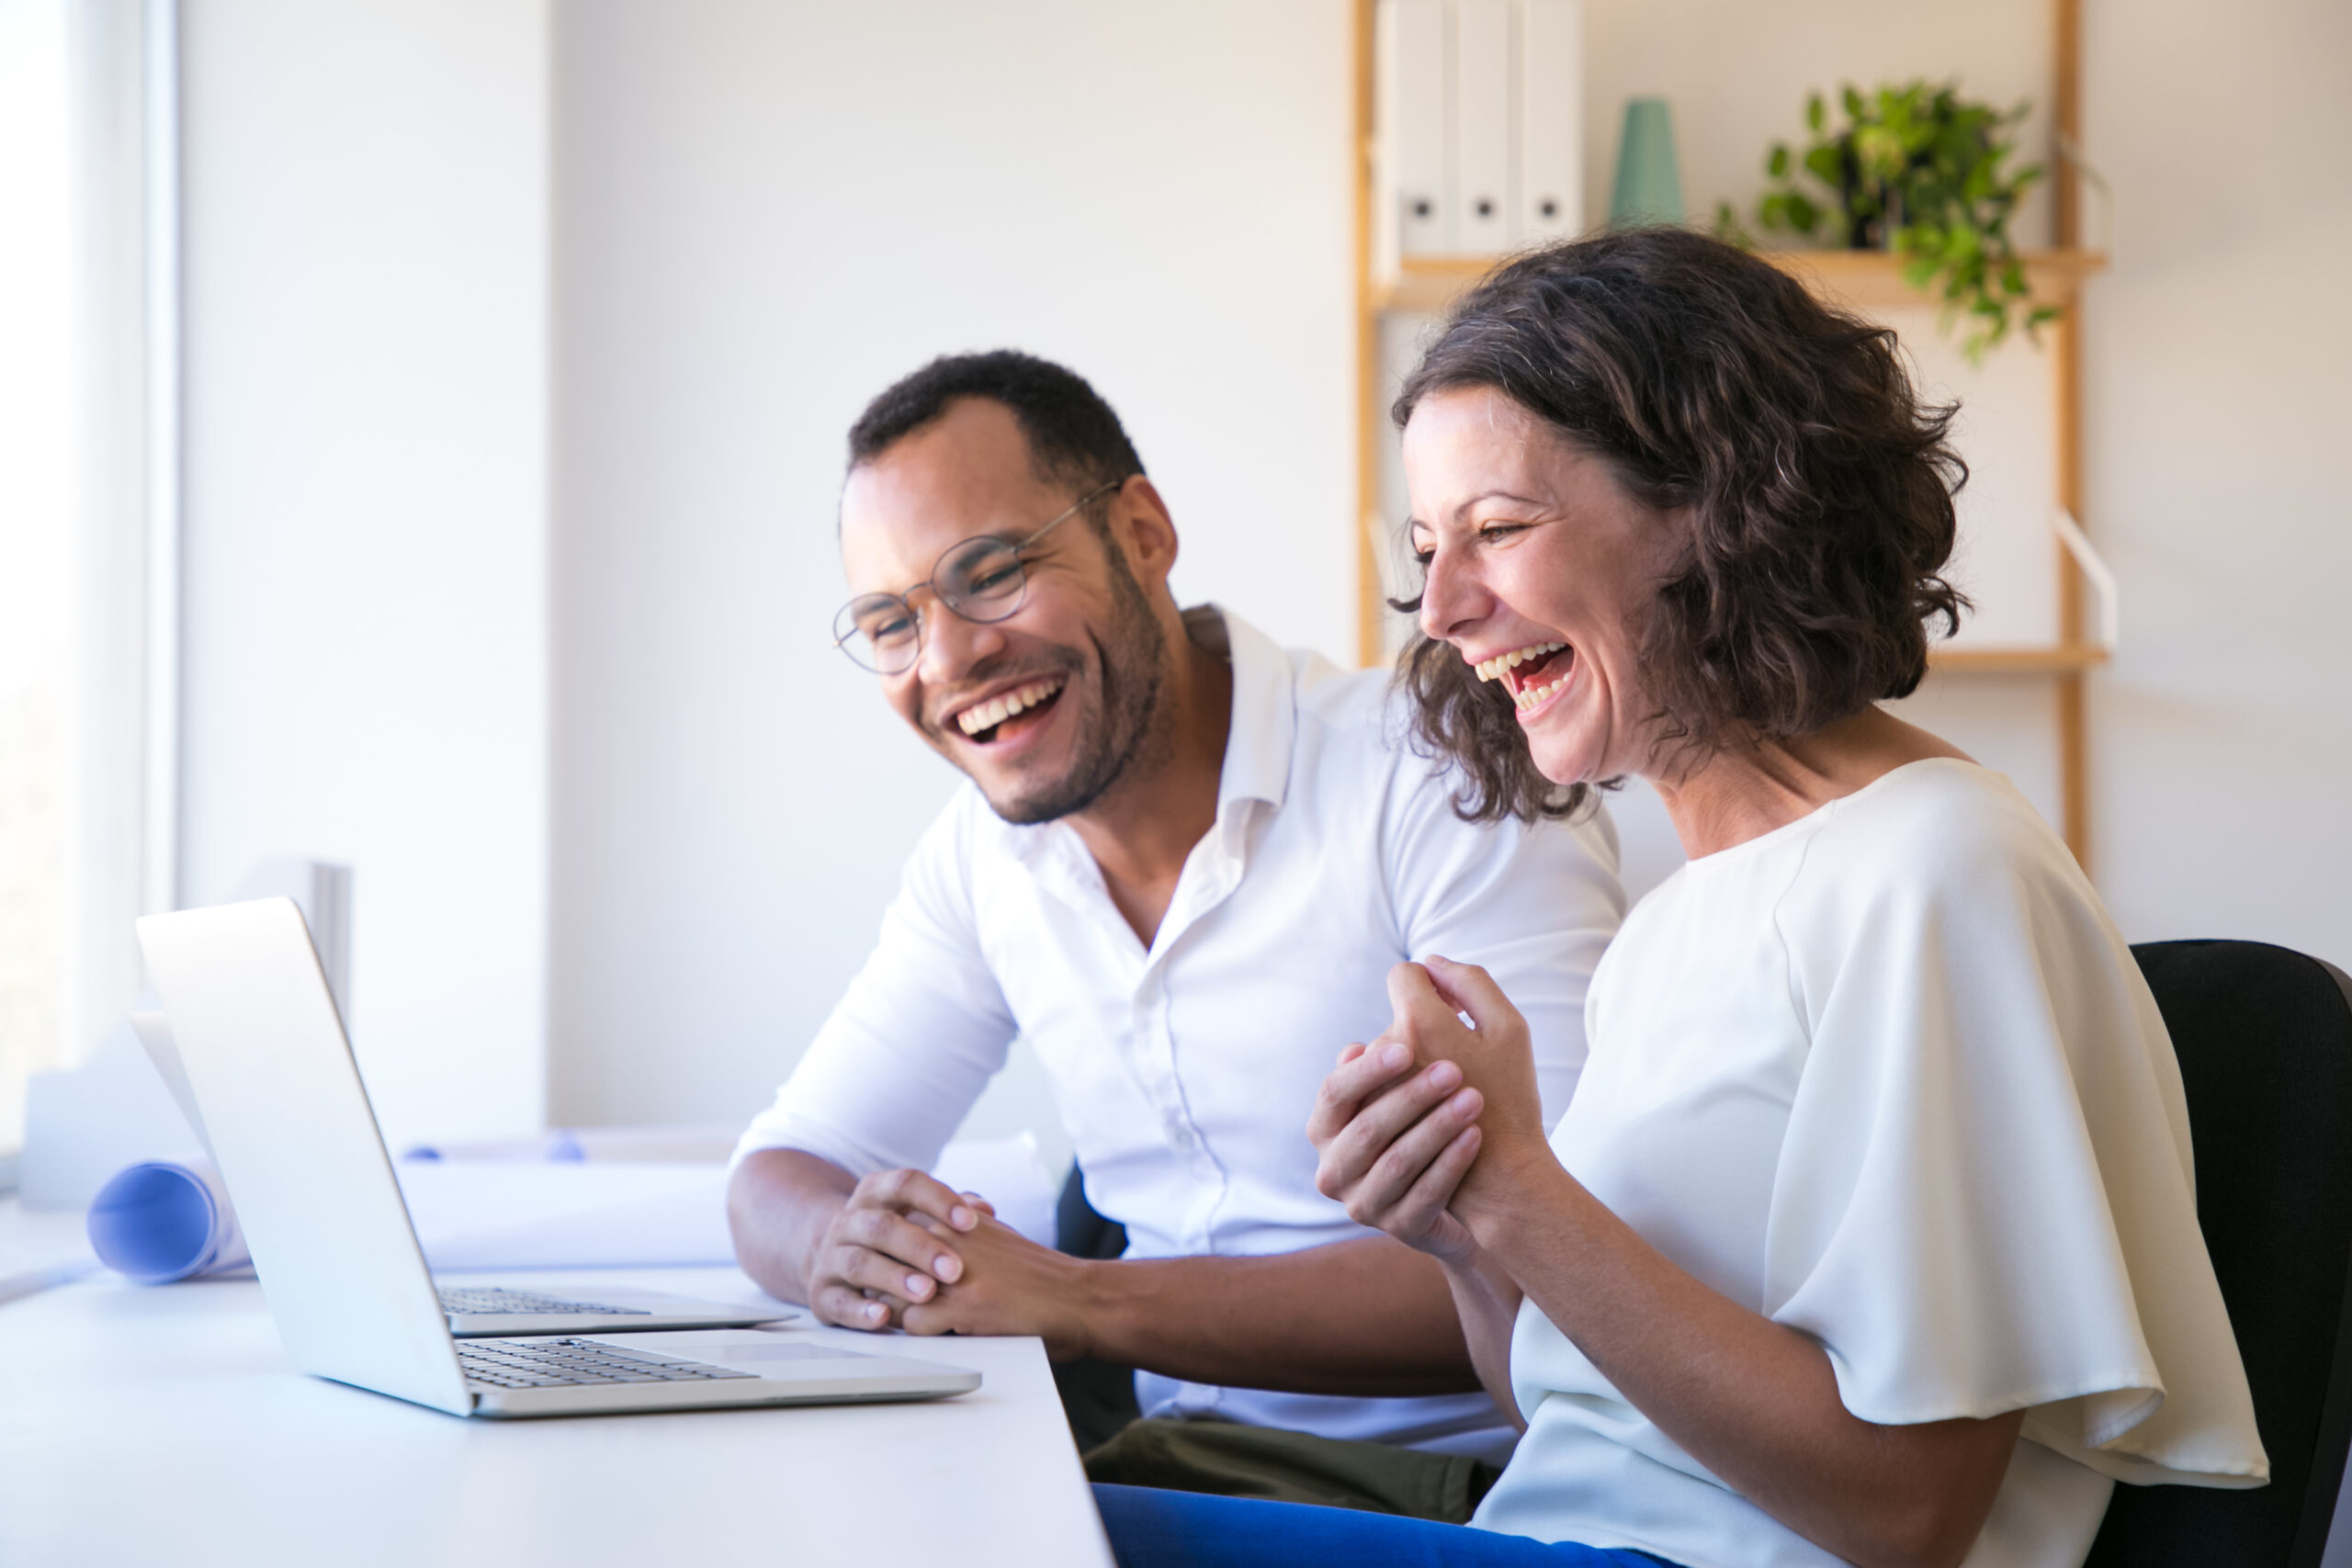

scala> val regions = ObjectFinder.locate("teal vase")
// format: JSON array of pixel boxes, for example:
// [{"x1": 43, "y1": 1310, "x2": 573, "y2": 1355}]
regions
[{"x1": 1609, "y1": 98, "x2": 1685, "y2": 228}]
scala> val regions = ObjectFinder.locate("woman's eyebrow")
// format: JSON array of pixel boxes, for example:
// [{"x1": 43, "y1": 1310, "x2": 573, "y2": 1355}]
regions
[{"x1": 1449, "y1": 489, "x2": 1550, "y2": 519}]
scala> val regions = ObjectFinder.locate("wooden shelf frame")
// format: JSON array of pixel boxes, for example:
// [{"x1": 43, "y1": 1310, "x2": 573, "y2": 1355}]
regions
[
  {"x1": 1932, "y1": 645, "x2": 2110, "y2": 675},
  {"x1": 1351, "y1": 0, "x2": 2102, "y2": 866},
  {"x1": 1370, "y1": 245, "x2": 2108, "y2": 316}
]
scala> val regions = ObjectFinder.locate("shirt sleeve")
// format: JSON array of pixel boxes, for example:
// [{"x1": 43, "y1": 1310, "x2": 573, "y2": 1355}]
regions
[
  {"x1": 1764, "y1": 797, "x2": 2267, "y2": 1487},
  {"x1": 1383, "y1": 754, "x2": 1627, "y2": 1128},
  {"x1": 730, "y1": 790, "x2": 1019, "y2": 1179}
]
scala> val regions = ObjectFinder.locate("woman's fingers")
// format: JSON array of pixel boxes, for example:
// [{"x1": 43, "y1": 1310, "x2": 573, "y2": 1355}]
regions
[
  {"x1": 1379, "y1": 1124, "x2": 1485, "y2": 1254},
  {"x1": 1384, "y1": 962, "x2": 1451, "y2": 1035},
  {"x1": 1420, "y1": 954, "x2": 1523, "y2": 1035},
  {"x1": 1340, "y1": 1083, "x2": 1484, "y2": 1223},
  {"x1": 1385, "y1": 960, "x2": 1498, "y2": 1051},
  {"x1": 1335, "y1": 1061, "x2": 1466, "y2": 1179},
  {"x1": 1306, "y1": 1038, "x2": 1419, "y2": 1145},
  {"x1": 1315, "y1": 1057, "x2": 1463, "y2": 1196}
]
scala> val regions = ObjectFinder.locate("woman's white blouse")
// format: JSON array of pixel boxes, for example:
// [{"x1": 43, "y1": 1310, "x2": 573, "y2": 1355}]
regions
[{"x1": 1473, "y1": 760, "x2": 2267, "y2": 1568}]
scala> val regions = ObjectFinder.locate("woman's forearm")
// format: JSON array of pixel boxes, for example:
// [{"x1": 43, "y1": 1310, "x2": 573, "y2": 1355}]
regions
[
  {"x1": 1461, "y1": 1143, "x2": 2020, "y2": 1568},
  {"x1": 1440, "y1": 1247, "x2": 1526, "y2": 1430}
]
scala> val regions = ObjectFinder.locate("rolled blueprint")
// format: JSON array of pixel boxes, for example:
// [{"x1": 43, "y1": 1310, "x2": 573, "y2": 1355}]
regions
[{"x1": 85, "y1": 1159, "x2": 252, "y2": 1284}]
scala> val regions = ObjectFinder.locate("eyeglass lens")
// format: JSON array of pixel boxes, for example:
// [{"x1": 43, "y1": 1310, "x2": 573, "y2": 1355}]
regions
[{"x1": 835, "y1": 535, "x2": 1032, "y2": 672}]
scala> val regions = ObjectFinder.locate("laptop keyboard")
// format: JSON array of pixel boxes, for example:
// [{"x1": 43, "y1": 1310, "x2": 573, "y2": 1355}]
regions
[
  {"x1": 436, "y1": 1286, "x2": 652, "y2": 1317},
  {"x1": 459, "y1": 1337, "x2": 757, "y2": 1389}
]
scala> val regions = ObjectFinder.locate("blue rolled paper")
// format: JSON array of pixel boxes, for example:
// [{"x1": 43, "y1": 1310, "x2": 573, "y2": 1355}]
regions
[{"x1": 85, "y1": 1159, "x2": 251, "y2": 1284}]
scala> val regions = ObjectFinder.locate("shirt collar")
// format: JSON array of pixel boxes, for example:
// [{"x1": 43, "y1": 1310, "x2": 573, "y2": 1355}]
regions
[
  {"x1": 1187, "y1": 604, "x2": 1294, "y2": 818},
  {"x1": 995, "y1": 602, "x2": 1295, "y2": 871}
]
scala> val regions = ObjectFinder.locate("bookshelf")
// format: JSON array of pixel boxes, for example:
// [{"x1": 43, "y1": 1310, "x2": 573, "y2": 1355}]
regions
[{"x1": 1350, "y1": 0, "x2": 2107, "y2": 865}]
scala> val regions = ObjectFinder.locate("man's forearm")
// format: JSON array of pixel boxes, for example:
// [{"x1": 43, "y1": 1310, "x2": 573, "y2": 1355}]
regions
[
  {"x1": 726, "y1": 1147, "x2": 856, "y2": 1304},
  {"x1": 1075, "y1": 1235, "x2": 1480, "y2": 1397}
]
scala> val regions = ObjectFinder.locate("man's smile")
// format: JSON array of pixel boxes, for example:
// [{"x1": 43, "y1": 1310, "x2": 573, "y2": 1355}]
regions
[{"x1": 943, "y1": 673, "x2": 1069, "y2": 744}]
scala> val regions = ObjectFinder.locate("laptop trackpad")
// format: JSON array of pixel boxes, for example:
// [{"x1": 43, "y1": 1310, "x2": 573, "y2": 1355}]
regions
[{"x1": 704, "y1": 1340, "x2": 876, "y2": 1364}]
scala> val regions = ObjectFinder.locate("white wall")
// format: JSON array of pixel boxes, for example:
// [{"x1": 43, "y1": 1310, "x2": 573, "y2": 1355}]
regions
[
  {"x1": 1550, "y1": 0, "x2": 2352, "y2": 962},
  {"x1": 544, "y1": 0, "x2": 2352, "y2": 1145},
  {"x1": 1634, "y1": 0, "x2": 2352, "y2": 968},
  {"x1": 189, "y1": 0, "x2": 2332, "y2": 1154},
  {"x1": 2076, "y1": 0, "x2": 2352, "y2": 963},
  {"x1": 545, "y1": 0, "x2": 1355, "y2": 1135},
  {"x1": 1582, "y1": 0, "x2": 2057, "y2": 244},
  {"x1": 178, "y1": 0, "x2": 550, "y2": 1150}
]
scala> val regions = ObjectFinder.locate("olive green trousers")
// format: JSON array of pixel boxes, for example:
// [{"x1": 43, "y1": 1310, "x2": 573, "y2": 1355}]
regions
[{"x1": 1080, "y1": 1416, "x2": 1502, "y2": 1526}]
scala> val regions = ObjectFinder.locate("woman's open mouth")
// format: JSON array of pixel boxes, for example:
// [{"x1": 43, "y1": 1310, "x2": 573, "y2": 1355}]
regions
[
  {"x1": 1472, "y1": 641, "x2": 1575, "y2": 715},
  {"x1": 950, "y1": 675, "x2": 1067, "y2": 745}
]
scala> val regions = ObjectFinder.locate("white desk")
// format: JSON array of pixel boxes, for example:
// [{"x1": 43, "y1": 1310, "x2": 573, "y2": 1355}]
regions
[{"x1": 0, "y1": 1204, "x2": 1113, "y2": 1568}]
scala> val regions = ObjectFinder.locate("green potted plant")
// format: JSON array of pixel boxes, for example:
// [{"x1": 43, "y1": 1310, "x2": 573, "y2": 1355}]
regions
[{"x1": 1728, "y1": 82, "x2": 2057, "y2": 361}]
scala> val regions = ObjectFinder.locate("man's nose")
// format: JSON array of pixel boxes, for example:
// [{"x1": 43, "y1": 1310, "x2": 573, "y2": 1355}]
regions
[{"x1": 914, "y1": 600, "x2": 1007, "y2": 687}]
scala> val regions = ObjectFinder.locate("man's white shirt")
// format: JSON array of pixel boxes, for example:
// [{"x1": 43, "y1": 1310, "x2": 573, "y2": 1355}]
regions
[{"x1": 737, "y1": 606, "x2": 1625, "y2": 1456}]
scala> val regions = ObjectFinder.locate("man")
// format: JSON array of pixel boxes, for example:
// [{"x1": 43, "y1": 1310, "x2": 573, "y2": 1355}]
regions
[{"x1": 728, "y1": 350, "x2": 1623, "y2": 1498}]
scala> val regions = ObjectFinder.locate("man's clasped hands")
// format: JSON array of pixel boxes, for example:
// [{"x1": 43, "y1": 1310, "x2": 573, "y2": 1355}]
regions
[{"x1": 801, "y1": 953, "x2": 1546, "y2": 1350}]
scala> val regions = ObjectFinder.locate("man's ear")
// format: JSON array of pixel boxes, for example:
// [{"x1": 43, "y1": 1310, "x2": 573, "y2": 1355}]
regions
[{"x1": 1107, "y1": 476, "x2": 1180, "y2": 587}]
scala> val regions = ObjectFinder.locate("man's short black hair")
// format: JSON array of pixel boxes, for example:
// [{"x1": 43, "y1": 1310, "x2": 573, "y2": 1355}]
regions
[{"x1": 846, "y1": 350, "x2": 1146, "y2": 498}]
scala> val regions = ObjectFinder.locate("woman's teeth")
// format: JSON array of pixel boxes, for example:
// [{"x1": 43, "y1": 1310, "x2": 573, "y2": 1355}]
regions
[
  {"x1": 956, "y1": 677, "x2": 1064, "y2": 738},
  {"x1": 1473, "y1": 642, "x2": 1565, "y2": 682},
  {"x1": 1514, "y1": 672, "x2": 1570, "y2": 711}
]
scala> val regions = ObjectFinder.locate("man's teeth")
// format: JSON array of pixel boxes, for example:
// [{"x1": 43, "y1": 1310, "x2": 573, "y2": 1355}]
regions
[
  {"x1": 956, "y1": 677, "x2": 1064, "y2": 737},
  {"x1": 1514, "y1": 672, "x2": 1570, "y2": 711},
  {"x1": 1474, "y1": 642, "x2": 1566, "y2": 682}
]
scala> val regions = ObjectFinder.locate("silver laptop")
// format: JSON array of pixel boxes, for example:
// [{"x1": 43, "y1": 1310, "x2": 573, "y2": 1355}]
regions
[{"x1": 136, "y1": 897, "x2": 980, "y2": 1418}]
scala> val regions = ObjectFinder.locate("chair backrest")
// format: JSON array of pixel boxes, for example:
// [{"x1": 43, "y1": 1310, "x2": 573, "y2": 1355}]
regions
[
  {"x1": 1056, "y1": 1161, "x2": 1128, "y2": 1261},
  {"x1": 2086, "y1": 941, "x2": 2352, "y2": 1568}
]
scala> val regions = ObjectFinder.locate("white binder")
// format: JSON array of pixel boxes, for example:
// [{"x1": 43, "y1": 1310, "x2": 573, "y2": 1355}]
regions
[
  {"x1": 1379, "y1": 0, "x2": 1453, "y2": 259},
  {"x1": 1518, "y1": 0, "x2": 1582, "y2": 243},
  {"x1": 1452, "y1": 0, "x2": 1514, "y2": 254}
]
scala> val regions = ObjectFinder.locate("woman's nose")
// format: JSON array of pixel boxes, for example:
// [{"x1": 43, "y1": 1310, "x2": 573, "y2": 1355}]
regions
[{"x1": 1418, "y1": 544, "x2": 1488, "y2": 643}]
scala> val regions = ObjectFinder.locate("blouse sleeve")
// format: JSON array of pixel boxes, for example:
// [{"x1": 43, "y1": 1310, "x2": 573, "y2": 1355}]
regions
[{"x1": 1763, "y1": 792, "x2": 2268, "y2": 1487}]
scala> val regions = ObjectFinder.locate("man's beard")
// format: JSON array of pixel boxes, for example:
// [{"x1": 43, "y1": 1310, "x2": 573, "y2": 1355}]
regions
[{"x1": 984, "y1": 544, "x2": 1171, "y2": 827}]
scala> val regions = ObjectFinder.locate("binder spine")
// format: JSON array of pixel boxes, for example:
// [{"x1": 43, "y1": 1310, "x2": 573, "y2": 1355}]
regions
[
  {"x1": 1518, "y1": 0, "x2": 1583, "y2": 244},
  {"x1": 1452, "y1": 0, "x2": 1514, "y2": 255},
  {"x1": 1377, "y1": 0, "x2": 1454, "y2": 260}
]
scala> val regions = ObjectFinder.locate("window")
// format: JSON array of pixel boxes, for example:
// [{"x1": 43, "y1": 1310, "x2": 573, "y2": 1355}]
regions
[{"x1": 0, "y1": 0, "x2": 176, "y2": 1166}]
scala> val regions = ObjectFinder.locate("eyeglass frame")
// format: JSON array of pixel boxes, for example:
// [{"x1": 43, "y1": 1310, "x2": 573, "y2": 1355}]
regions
[{"x1": 830, "y1": 478, "x2": 1125, "y2": 674}]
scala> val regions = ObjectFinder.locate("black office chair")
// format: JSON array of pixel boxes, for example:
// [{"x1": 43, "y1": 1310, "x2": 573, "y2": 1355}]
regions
[
  {"x1": 2086, "y1": 941, "x2": 2352, "y2": 1568},
  {"x1": 1045, "y1": 940, "x2": 2352, "y2": 1556},
  {"x1": 1053, "y1": 1163, "x2": 1140, "y2": 1450}
]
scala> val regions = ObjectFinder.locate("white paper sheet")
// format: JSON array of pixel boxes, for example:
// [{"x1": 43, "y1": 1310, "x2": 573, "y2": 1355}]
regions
[
  {"x1": 397, "y1": 1161, "x2": 736, "y2": 1269},
  {"x1": 82, "y1": 1129, "x2": 1062, "y2": 1281},
  {"x1": 399, "y1": 1133, "x2": 1057, "y2": 1269}
]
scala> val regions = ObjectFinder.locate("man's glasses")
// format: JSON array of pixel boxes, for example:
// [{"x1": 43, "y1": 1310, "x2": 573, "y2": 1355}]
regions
[{"x1": 831, "y1": 480, "x2": 1123, "y2": 675}]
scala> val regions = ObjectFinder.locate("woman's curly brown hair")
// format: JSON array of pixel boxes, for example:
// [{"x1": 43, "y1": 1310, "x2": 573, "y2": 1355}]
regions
[{"x1": 1391, "y1": 227, "x2": 1969, "y2": 823}]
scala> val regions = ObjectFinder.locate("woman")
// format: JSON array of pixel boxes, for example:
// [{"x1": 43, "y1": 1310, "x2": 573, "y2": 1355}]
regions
[{"x1": 1092, "y1": 229, "x2": 2266, "y2": 1567}]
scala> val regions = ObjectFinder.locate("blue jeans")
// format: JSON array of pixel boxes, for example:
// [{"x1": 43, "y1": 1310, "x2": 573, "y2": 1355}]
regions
[{"x1": 1093, "y1": 1484, "x2": 1679, "y2": 1568}]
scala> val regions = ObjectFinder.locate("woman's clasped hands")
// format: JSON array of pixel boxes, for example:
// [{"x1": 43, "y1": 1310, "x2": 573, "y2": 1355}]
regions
[{"x1": 1307, "y1": 954, "x2": 1550, "y2": 1264}]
